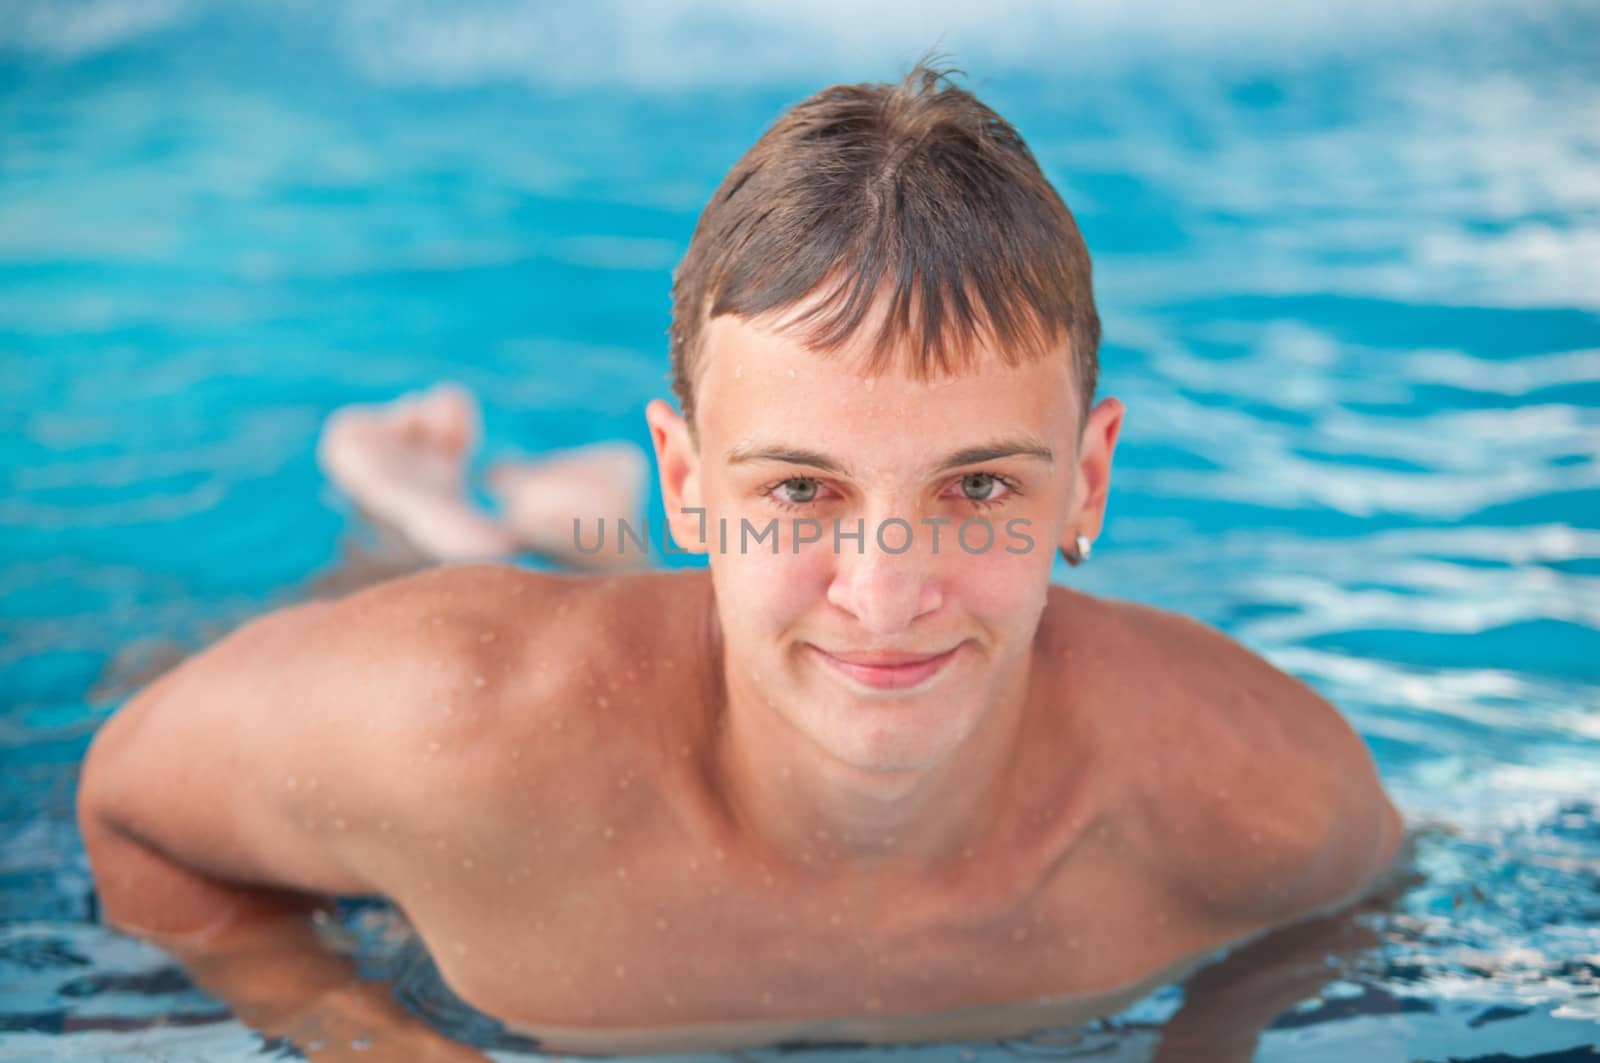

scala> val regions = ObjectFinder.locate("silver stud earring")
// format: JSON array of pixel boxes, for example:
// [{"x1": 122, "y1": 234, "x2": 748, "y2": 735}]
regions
[{"x1": 1059, "y1": 534, "x2": 1093, "y2": 566}]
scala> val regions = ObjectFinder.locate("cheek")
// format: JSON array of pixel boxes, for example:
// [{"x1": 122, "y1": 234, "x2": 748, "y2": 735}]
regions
[
  {"x1": 710, "y1": 530, "x2": 834, "y2": 632},
  {"x1": 942, "y1": 536, "x2": 1051, "y2": 633}
]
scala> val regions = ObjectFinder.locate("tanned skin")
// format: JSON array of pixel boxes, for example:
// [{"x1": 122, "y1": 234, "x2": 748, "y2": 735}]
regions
[{"x1": 79, "y1": 313, "x2": 1403, "y2": 1059}]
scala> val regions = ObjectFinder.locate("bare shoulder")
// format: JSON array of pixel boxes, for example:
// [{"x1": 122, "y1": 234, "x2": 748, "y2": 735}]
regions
[
  {"x1": 322, "y1": 563, "x2": 716, "y2": 752},
  {"x1": 1054, "y1": 590, "x2": 1404, "y2": 929}
]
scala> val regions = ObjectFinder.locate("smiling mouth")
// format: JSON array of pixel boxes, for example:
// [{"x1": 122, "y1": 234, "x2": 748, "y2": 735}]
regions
[{"x1": 807, "y1": 644, "x2": 963, "y2": 691}]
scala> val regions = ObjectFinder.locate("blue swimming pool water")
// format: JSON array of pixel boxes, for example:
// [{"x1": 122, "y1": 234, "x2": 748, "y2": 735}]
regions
[{"x1": 2, "y1": 1, "x2": 1598, "y2": 1059}]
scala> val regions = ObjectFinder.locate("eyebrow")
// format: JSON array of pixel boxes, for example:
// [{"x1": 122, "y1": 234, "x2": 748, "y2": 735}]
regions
[{"x1": 725, "y1": 437, "x2": 1054, "y2": 476}]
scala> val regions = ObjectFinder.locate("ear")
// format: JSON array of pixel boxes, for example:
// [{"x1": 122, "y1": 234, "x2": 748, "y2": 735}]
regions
[
  {"x1": 1060, "y1": 396, "x2": 1125, "y2": 553},
  {"x1": 644, "y1": 398, "x2": 709, "y2": 554}
]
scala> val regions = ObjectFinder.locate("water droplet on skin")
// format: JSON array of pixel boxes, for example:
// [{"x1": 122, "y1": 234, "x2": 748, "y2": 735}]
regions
[
  {"x1": 734, "y1": 364, "x2": 743, "y2": 379},
  {"x1": 786, "y1": 368, "x2": 795, "y2": 378},
  {"x1": 1067, "y1": 937, "x2": 1081, "y2": 950},
  {"x1": 479, "y1": 631, "x2": 496, "y2": 644},
  {"x1": 1011, "y1": 927, "x2": 1028, "y2": 942},
  {"x1": 285, "y1": 776, "x2": 299, "y2": 790},
  {"x1": 1156, "y1": 912, "x2": 1170, "y2": 926},
  {"x1": 598, "y1": 696, "x2": 610, "y2": 708},
  {"x1": 614, "y1": 964, "x2": 628, "y2": 978},
  {"x1": 602, "y1": 826, "x2": 615, "y2": 840},
  {"x1": 761, "y1": 991, "x2": 774, "y2": 1005},
  {"x1": 461, "y1": 857, "x2": 475, "y2": 869},
  {"x1": 454, "y1": 942, "x2": 467, "y2": 956},
  {"x1": 665, "y1": 992, "x2": 679, "y2": 1006},
  {"x1": 379, "y1": 819, "x2": 392, "y2": 833},
  {"x1": 863, "y1": 377, "x2": 875, "y2": 391},
  {"x1": 656, "y1": 917, "x2": 669, "y2": 931},
  {"x1": 616, "y1": 867, "x2": 629, "y2": 881},
  {"x1": 865, "y1": 996, "x2": 882, "y2": 1011},
  {"x1": 1249, "y1": 831, "x2": 1262, "y2": 844},
  {"x1": 828, "y1": 912, "x2": 842, "y2": 926},
  {"x1": 473, "y1": 676, "x2": 487, "y2": 689},
  {"x1": 333, "y1": 817, "x2": 347, "y2": 831}
]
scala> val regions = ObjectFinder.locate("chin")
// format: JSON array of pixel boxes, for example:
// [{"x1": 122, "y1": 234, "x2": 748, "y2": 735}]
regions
[{"x1": 798, "y1": 689, "x2": 978, "y2": 774}]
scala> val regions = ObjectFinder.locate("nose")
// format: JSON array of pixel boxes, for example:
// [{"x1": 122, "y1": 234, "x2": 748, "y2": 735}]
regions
[{"x1": 825, "y1": 519, "x2": 944, "y2": 636}]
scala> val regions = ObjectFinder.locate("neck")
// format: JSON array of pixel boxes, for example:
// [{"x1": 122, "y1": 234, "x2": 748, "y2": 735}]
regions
[{"x1": 709, "y1": 638, "x2": 1036, "y2": 880}]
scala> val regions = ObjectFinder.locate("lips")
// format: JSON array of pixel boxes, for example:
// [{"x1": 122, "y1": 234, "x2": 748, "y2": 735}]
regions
[{"x1": 808, "y1": 643, "x2": 962, "y2": 691}]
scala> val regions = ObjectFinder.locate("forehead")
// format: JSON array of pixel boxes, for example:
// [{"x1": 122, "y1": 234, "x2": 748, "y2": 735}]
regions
[{"x1": 695, "y1": 313, "x2": 1079, "y2": 460}]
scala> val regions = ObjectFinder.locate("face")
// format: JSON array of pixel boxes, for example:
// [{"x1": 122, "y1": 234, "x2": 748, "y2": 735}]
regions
[{"x1": 647, "y1": 311, "x2": 1123, "y2": 775}]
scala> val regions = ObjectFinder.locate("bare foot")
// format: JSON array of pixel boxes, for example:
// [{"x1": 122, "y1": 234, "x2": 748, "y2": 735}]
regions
[
  {"x1": 316, "y1": 384, "x2": 519, "y2": 562},
  {"x1": 487, "y1": 442, "x2": 650, "y2": 569}
]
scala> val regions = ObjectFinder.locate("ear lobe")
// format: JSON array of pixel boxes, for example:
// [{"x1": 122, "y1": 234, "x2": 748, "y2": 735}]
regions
[{"x1": 644, "y1": 398, "x2": 709, "y2": 554}]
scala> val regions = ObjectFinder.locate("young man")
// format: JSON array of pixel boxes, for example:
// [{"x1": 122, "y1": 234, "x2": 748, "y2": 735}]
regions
[{"x1": 77, "y1": 64, "x2": 1404, "y2": 1058}]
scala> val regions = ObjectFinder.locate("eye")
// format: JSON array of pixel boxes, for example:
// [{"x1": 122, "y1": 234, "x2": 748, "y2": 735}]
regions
[
  {"x1": 943, "y1": 471, "x2": 1020, "y2": 508},
  {"x1": 781, "y1": 478, "x2": 819, "y2": 503},
  {"x1": 774, "y1": 478, "x2": 820, "y2": 504},
  {"x1": 958, "y1": 472, "x2": 1004, "y2": 502}
]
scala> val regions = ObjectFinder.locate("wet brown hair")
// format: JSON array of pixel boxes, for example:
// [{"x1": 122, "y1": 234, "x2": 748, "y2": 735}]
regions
[{"x1": 668, "y1": 59, "x2": 1100, "y2": 429}]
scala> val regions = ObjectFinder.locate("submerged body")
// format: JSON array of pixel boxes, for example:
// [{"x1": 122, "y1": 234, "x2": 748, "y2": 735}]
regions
[{"x1": 80, "y1": 564, "x2": 1401, "y2": 1054}]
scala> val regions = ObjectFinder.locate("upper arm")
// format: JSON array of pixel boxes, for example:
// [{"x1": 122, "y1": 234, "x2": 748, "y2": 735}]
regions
[
  {"x1": 1123, "y1": 606, "x2": 1405, "y2": 929},
  {"x1": 76, "y1": 565, "x2": 525, "y2": 936}
]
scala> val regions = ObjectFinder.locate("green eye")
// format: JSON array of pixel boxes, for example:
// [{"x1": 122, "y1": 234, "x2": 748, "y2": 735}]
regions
[
  {"x1": 782, "y1": 478, "x2": 819, "y2": 503},
  {"x1": 960, "y1": 473, "x2": 997, "y2": 500}
]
